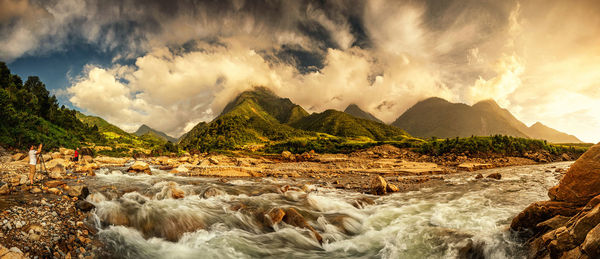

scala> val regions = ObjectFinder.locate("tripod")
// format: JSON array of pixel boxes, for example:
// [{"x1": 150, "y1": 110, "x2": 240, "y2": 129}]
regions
[{"x1": 36, "y1": 152, "x2": 48, "y2": 176}]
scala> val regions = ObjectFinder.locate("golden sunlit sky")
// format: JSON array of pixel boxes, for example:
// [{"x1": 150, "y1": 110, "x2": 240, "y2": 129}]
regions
[{"x1": 1, "y1": 0, "x2": 599, "y2": 142}]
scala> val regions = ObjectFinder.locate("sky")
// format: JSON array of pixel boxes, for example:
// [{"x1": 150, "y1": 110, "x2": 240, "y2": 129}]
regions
[{"x1": 1, "y1": 0, "x2": 599, "y2": 142}]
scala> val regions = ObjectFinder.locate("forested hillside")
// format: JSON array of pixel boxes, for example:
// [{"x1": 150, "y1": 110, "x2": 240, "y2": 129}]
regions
[{"x1": 0, "y1": 62, "x2": 103, "y2": 149}]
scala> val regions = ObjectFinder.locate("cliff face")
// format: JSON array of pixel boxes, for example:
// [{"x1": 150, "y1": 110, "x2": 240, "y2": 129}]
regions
[{"x1": 510, "y1": 143, "x2": 600, "y2": 258}]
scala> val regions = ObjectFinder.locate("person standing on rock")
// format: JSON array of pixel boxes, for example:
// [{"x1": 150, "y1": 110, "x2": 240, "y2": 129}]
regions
[
  {"x1": 28, "y1": 143, "x2": 42, "y2": 185},
  {"x1": 74, "y1": 147, "x2": 79, "y2": 163}
]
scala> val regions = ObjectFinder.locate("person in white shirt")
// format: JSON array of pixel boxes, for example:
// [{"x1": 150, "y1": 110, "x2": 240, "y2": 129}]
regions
[{"x1": 28, "y1": 143, "x2": 42, "y2": 185}]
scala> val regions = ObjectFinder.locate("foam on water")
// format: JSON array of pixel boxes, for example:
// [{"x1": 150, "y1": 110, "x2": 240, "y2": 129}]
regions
[{"x1": 86, "y1": 162, "x2": 572, "y2": 258}]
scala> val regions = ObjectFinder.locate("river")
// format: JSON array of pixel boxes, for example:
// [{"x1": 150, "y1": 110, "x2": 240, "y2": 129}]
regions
[{"x1": 84, "y1": 162, "x2": 571, "y2": 259}]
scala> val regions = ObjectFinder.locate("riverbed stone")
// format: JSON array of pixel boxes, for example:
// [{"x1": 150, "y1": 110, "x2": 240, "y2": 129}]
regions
[
  {"x1": 266, "y1": 208, "x2": 285, "y2": 225},
  {"x1": 370, "y1": 175, "x2": 387, "y2": 195},
  {"x1": 282, "y1": 208, "x2": 322, "y2": 244},
  {"x1": 75, "y1": 200, "x2": 95, "y2": 212},
  {"x1": 128, "y1": 161, "x2": 151, "y2": 174},
  {"x1": 548, "y1": 143, "x2": 600, "y2": 204}
]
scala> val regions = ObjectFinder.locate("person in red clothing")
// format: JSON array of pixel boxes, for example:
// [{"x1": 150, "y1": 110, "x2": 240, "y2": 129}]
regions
[{"x1": 73, "y1": 147, "x2": 79, "y2": 163}]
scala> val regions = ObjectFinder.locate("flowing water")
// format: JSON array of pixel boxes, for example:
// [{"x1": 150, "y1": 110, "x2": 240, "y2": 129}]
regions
[{"x1": 84, "y1": 162, "x2": 571, "y2": 259}]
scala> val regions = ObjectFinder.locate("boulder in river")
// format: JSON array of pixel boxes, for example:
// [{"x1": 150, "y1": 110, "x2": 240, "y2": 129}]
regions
[
  {"x1": 128, "y1": 161, "x2": 151, "y2": 174},
  {"x1": 67, "y1": 185, "x2": 89, "y2": 199},
  {"x1": 548, "y1": 143, "x2": 600, "y2": 204},
  {"x1": 370, "y1": 175, "x2": 387, "y2": 195},
  {"x1": 282, "y1": 208, "x2": 323, "y2": 244},
  {"x1": 76, "y1": 200, "x2": 95, "y2": 212},
  {"x1": 510, "y1": 142, "x2": 600, "y2": 258}
]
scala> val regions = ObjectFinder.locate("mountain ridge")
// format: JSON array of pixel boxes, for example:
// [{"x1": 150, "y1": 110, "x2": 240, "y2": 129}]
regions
[
  {"x1": 392, "y1": 97, "x2": 581, "y2": 143},
  {"x1": 343, "y1": 104, "x2": 384, "y2": 124},
  {"x1": 134, "y1": 124, "x2": 178, "y2": 143}
]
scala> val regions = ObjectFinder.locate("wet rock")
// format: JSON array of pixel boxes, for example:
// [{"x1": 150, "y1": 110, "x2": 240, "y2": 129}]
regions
[
  {"x1": 128, "y1": 161, "x2": 151, "y2": 174},
  {"x1": 486, "y1": 173, "x2": 502, "y2": 180},
  {"x1": 75, "y1": 200, "x2": 95, "y2": 212},
  {"x1": 67, "y1": 185, "x2": 89, "y2": 199},
  {"x1": 266, "y1": 208, "x2": 285, "y2": 225},
  {"x1": 510, "y1": 201, "x2": 580, "y2": 232},
  {"x1": 30, "y1": 187, "x2": 42, "y2": 194},
  {"x1": 370, "y1": 175, "x2": 387, "y2": 195},
  {"x1": 202, "y1": 187, "x2": 226, "y2": 198},
  {"x1": 351, "y1": 197, "x2": 375, "y2": 209},
  {"x1": 474, "y1": 173, "x2": 483, "y2": 179},
  {"x1": 386, "y1": 183, "x2": 399, "y2": 193},
  {"x1": 456, "y1": 239, "x2": 485, "y2": 259},
  {"x1": 548, "y1": 143, "x2": 600, "y2": 204},
  {"x1": 282, "y1": 208, "x2": 322, "y2": 244}
]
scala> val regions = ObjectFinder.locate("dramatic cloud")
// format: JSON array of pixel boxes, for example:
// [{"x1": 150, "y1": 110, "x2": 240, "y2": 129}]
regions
[{"x1": 3, "y1": 0, "x2": 600, "y2": 142}]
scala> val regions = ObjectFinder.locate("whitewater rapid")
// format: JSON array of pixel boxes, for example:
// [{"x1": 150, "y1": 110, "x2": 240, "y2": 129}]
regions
[{"x1": 84, "y1": 162, "x2": 571, "y2": 259}]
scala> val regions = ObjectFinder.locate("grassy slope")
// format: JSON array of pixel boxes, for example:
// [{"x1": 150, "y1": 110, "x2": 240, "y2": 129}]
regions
[
  {"x1": 76, "y1": 112, "x2": 164, "y2": 150},
  {"x1": 179, "y1": 88, "x2": 313, "y2": 151},
  {"x1": 291, "y1": 109, "x2": 409, "y2": 141}
]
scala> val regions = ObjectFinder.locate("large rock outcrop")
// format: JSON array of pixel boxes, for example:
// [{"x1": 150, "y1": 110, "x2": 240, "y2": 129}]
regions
[
  {"x1": 548, "y1": 144, "x2": 600, "y2": 204},
  {"x1": 511, "y1": 143, "x2": 600, "y2": 258}
]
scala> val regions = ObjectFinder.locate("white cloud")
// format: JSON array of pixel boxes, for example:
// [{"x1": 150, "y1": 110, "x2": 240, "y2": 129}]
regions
[{"x1": 5, "y1": 0, "x2": 598, "y2": 142}]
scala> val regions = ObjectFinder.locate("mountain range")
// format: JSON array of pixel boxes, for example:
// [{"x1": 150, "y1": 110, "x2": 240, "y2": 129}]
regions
[
  {"x1": 392, "y1": 97, "x2": 581, "y2": 143},
  {"x1": 178, "y1": 87, "x2": 409, "y2": 150},
  {"x1": 78, "y1": 87, "x2": 583, "y2": 150}
]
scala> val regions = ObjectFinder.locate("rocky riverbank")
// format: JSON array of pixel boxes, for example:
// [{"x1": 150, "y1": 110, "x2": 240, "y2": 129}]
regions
[
  {"x1": 0, "y1": 144, "x2": 582, "y2": 258},
  {"x1": 510, "y1": 142, "x2": 600, "y2": 258}
]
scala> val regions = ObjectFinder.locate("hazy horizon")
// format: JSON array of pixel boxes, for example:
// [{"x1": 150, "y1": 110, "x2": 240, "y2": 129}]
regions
[{"x1": 2, "y1": 0, "x2": 599, "y2": 142}]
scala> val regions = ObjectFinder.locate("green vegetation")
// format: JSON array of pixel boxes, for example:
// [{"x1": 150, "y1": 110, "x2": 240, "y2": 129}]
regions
[
  {"x1": 76, "y1": 112, "x2": 179, "y2": 156},
  {"x1": 0, "y1": 62, "x2": 103, "y2": 149},
  {"x1": 265, "y1": 134, "x2": 422, "y2": 154},
  {"x1": 417, "y1": 135, "x2": 588, "y2": 157},
  {"x1": 291, "y1": 109, "x2": 409, "y2": 141},
  {"x1": 180, "y1": 87, "x2": 313, "y2": 152}
]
